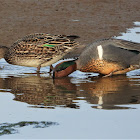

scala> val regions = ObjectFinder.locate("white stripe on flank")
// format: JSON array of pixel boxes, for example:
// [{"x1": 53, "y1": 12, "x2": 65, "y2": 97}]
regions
[{"x1": 97, "y1": 45, "x2": 103, "y2": 60}]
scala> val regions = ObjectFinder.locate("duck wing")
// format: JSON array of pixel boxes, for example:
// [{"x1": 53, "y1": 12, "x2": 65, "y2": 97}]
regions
[
  {"x1": 110, "y1": 39, "x2": 140, "y2": 52},
  {"x1": 90, "y1": 38, "x2": 140, "y2": 52},
  {"x1": 10, "y1": 33, "x2": 79, "y2": 60}
]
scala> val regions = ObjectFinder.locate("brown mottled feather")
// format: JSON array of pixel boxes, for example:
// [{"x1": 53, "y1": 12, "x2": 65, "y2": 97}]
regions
[{"x1": 4, "y1": 33, "x2": 79, "y2": 68}]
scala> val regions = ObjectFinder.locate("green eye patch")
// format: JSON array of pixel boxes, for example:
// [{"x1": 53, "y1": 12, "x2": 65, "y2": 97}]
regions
[{"x1": 56, "y1": 61, "x2": 75, "y2": 71}]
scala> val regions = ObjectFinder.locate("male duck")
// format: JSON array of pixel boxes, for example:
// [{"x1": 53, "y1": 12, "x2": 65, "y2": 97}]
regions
[
  {"x1": 53, "y1": 38, "x2": 140, "y2": 78},
  {"x1": 0, "y1": 33, "x2": 79, "y2": 72}
]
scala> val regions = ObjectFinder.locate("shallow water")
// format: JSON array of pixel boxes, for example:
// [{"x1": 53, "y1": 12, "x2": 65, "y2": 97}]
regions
[{"x1": 0, "y1": 22, "x2": 140, "y2": 139}]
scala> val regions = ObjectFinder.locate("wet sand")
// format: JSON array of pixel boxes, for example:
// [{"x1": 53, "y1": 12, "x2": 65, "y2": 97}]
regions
[{"x1": 0, "y1": 0, "x2": 140, "y2": 47}]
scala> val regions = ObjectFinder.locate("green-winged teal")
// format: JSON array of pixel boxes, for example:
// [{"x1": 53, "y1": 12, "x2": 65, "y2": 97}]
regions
[
  {"x1": 53, "y1": 38, "x2": 140, "y2": 78},
  {"x1": 0, "y1": 33, "x2": 79, "y2": 72}
]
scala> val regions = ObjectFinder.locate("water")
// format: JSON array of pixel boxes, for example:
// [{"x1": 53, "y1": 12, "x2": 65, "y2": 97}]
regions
[{"x1": 0, "y1": 22, "x2": 140, "y2": 139}]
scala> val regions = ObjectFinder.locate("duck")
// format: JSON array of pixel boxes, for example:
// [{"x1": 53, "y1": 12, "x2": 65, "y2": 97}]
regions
[
  {"x1": 0, "y1": 33, "x2": 80, "y2": 72},
  {"x1": 53, "y1": 38, "x2": 140, "y2": 78}
]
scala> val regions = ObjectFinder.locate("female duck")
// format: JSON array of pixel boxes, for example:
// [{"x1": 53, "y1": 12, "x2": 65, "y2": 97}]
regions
[
  {"x1": 0, "y1": 33, "x2": 79, "y2": 72},
  {"x1": 53, "y1": 38, "x2": 140, "y2": 78}
]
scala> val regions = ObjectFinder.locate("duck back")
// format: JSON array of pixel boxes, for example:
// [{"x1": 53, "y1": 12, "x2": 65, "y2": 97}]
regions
[{"x1": 78, "y1": 39, "x2": 140, "y2": 69}]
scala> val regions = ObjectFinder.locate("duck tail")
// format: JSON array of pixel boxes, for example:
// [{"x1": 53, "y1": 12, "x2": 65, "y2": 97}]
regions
[{"x1": 66, "y1": 35, "x2": 80, "y2": 41}]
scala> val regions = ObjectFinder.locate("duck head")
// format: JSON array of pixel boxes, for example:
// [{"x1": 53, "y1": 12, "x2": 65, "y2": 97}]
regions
[{"x1": 53, "y1": 60, "x2": 77, "y2": 78}]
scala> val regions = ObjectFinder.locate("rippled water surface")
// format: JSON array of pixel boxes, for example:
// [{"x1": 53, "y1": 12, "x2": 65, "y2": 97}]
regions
[{"x1": 0, "y1": 23, "x2": 140, "y2": 139}]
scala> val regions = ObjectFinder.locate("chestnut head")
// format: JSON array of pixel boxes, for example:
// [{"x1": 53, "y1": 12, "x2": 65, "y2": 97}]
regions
[{"x1": 53, "y1": 60, "x2": 77, "y2": 78}]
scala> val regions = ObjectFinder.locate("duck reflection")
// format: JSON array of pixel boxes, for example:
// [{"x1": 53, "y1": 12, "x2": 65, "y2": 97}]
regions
[
  {"x1": 77, "y1": 75, "x2": 140, "y2": 109},
  {"x1": 0, "y1": 74, "x2": 140, "y2": 110},
  {"x1": 0, "y1": 76, "x2": 78, "y2": 109}
]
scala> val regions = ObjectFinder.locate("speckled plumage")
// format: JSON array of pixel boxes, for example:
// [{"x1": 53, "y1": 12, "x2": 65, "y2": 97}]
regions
[{"x1": 2, "y1": 33, "x2": 79, "y2": 71}]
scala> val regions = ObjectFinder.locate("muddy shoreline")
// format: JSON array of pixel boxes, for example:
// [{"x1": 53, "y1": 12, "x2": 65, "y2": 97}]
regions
[{"x1": 0, "y1": 0, "x2": 140, "y2": 47}]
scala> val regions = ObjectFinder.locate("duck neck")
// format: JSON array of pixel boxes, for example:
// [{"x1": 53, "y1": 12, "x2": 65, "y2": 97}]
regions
[{"x1": 0, "y1": 46, "x2": 9, "y2": 59}]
